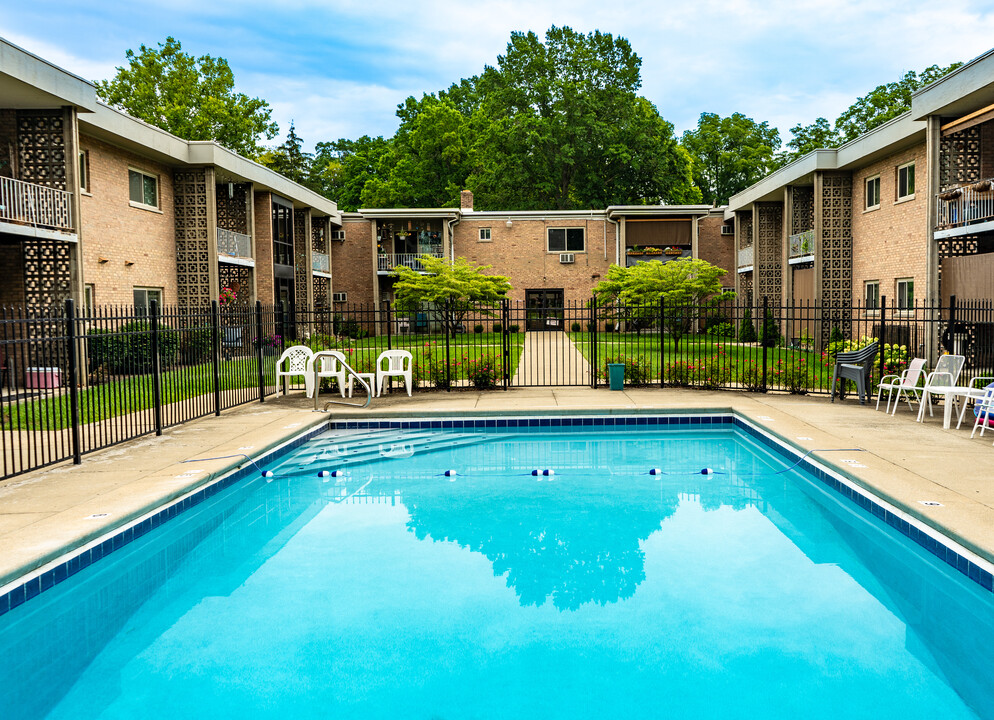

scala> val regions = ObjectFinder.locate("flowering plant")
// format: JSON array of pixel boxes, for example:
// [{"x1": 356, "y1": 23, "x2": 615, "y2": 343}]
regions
[
  {"x1": 219, "y1": 286, "x2": 237, "y2": 306},
  {"x1": 253, "y1": 334, "x2": 282, "y2": 349}
]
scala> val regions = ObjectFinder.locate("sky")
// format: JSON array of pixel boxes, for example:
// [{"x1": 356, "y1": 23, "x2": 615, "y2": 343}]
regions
[{"x1": 4, "y1": 0, "x2": 994, "y2": 151}]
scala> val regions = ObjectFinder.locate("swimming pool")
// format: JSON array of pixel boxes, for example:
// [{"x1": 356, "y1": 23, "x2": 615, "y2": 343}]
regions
[{"x1": 2, "y1": 414, "x2": 993, "y2": 719}]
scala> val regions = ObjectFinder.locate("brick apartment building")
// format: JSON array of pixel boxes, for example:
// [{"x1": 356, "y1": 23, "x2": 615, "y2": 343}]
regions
[
  {"x1": 726, "y1": 46, "x2": 994, "y2": 342},
  {"x1": 0, "y1": 38, "x2": 341, "y2": 317}
]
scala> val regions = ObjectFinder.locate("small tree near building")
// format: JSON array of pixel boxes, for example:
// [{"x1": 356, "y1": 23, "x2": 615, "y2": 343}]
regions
[
  {"x1": 592, "y1": 258, "x2": 734, "y2": 351},
  {"x1": 392, "y1": 255, "x2": 511, "y2": 337}
]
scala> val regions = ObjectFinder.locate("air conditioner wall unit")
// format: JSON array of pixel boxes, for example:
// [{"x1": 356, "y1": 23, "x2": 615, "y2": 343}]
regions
[
  {"x1": 559, "y1": 253, "x2": 575, "y2": 264},
  {"x1": 332, "y1": 292, "x2": 347, "y2": 303},
  {"x1": 331, "y1": 230, "x2": 346, "y2": 241}
]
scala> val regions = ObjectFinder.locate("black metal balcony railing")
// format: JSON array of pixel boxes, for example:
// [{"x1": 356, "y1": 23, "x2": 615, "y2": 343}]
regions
[
  {"x1": 936, "y1": 178, "x2": 994, "y2": 229},
  {"x1": 377, "y1": 252, "x2": 445, "y2": 273},
  {"x1": 0, "y1": 176, "x2": 73, "y2": 232}
]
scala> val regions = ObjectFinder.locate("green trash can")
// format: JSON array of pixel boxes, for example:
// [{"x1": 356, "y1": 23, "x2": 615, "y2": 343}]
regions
[{"x1": 608, "y1": 363, "x2": 625, "y2": 391}]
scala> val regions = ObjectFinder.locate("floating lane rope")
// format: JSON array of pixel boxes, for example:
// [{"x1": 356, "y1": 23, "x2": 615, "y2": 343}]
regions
[{"x1": 644, "y1": 448, "x2": 866, "y2": 478}]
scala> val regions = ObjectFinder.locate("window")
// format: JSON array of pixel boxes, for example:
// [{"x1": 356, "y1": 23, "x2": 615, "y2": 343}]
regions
[
  {"x1": 896, "y1": 278, "x2": 914, "y2": 312},
  {"x1": 897, "y1": 162, "x2": 915, "y2": 200},
  {"x1": 479, "y1": 227, "x2": 491, "y2": 242},
  {"x1": 128, "y1": 169, "x2": 159, "y2": 209},
  {"x1": 865, "y1": 175, "x2": 880, "y2": 210},
  {"x1": 547, "y1": 227, "x2": 585, "y2": 253},
  {"x1": 79, "y1": 151, "x2": 89, "y2": 193},
  {"x1": 272, "y1": 198, "x2": 294, "y2": 266},
  {"x1": 133, "y1": 287, "x2": 164, "y2": 316},
  {"x1": 84, "y1": 284, "x2": 95, "y2": 315},
  {"x1": 864, "y1": 281, "x2": 879, "y2": 313}
]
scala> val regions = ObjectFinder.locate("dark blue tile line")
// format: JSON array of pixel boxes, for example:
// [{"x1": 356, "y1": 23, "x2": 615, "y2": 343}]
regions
[
  {"x1": 329, "y1": 413, "x2": 735, "y2": 432},
  {"x1": 731, "y1": 416, "x2": 994, "y2": 594},
  {"x1": 0, "y1": 423, "x2": 330, "y2": 618}
]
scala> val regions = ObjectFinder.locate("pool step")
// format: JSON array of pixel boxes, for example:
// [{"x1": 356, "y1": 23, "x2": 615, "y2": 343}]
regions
[{"x1": 278, "y1": 429, "x2": 493, "y2": 469}]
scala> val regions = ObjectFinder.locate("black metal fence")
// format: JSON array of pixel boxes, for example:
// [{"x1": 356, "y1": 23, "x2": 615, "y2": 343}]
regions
[{"x1": 0, "y1": 296, "x2": 990, "y2": 481}]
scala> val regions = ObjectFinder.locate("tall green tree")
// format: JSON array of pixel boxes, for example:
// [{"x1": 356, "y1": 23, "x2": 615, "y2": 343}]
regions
[
  {"x1": 468, "y1": 27, "x2": 700, "y2": 210},
  {"x1": 96, "y1": 37, "x2": 278, "y2": 156},
  {"x1": 681, "y1": 113, "x2": 781, "y2": 206},
  {"x1": 392, "y1": 256, "x2": 511, "y2": 336},
  {"x1": 835, "y1": 63, "x2": 962, "y2": 142},
  {"x1": 257, "y1": 122, "x2": 312, "y2": 186},
  {"x1": 778, "y1": 117, "x2": 840, "y2": 166},
  {"x1": 311, "y1": 136, "x2": 391, "y2": 212}
]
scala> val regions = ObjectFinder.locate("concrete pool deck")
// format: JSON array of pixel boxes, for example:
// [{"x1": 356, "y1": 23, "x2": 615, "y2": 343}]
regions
[{"x1": 2, "y1": 386, "x2": 993, "y2": 593}]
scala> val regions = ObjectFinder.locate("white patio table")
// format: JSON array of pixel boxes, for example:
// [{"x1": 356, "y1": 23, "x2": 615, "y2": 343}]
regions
[{"x1": 916, "y1": 385, "x2": 988, "y2": 429}]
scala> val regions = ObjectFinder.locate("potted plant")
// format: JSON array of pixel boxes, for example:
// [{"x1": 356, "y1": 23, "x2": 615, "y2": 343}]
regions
[{"x1": 626, "y1": 246, "x2": 644, "y2": 256}]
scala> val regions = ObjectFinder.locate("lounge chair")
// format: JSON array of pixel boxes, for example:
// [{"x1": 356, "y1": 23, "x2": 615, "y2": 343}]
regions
[
  {"x1": 276, "y1": 345, "x2": 314, "y2": 397},
  {"x1": 915, "y1": 354, "x2": 966, "y2": 423},
  {"x1": 376, "y1": 349, "x2": 413, "y2": 396},
  {"x1": 306, "y1": 350, "x2": 348, "y2": 399},
  {"x1": 969, "y1": 384, "x2": 994, "y2": 442},
  {"x1": 830, "y1": 341, "x2": 879, "y2": 405},
  {"x1": 875, "y1": 357, "x2": 927, "y2": 414}
]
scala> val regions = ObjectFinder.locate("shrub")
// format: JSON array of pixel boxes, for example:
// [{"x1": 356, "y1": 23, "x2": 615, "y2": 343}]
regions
[
  {"x1": 422, "y1": 354, "x2": 451, "y2": 390},
  {"x1": 705, "y1": 322, "x2": 735, "y2": 339},
  {"x1": 738, "y1": 361, "x2": 765, "y2": 392},
  {"x1": 180, "y1": 327, "x2": 213, "y2": 364},
  {"x1": 738, "y1": 307, "x2": 757, "y2": 343},
  {"x1": 88, "y1": 321, "x2": 180, "y2": 373},
  {"x1": 760, "y1": 308, "x2": 781, "y2": 348},
  {"x1": 509, "y1": 324, "x2": 520, "y2": 334},
  {"x1": 474, "y1": 324, "x2": 484, "y2": 334},
  {"x1": 664, "y1": 360, "x2": 693, "y2": 387},
  {"x1": 877, "y1": 342, "x2": 909, "y2": 377},
  {"x1": 570, "y1": 322, "x2": 582, "y2": 333},
  {"x1": 601, "y1": 354, "x2": 653, "y2": 386},
  {"x1": 830, "y1": 325, "x2": 844, "y2": 343},
  {"x1": 334, "y1": 314, "x2": 369, "y2": 339},
  {"x1": 492, "y1": 322, "x2": 503, "y2": 334},
  {"x1": 467, "y1": 354, "x2": 501, "y2": 389},
  {"x1": 771, "y1": 357, "x2": 811, "y2": 394},
  {"x1": 698, "y1": 349, "x2": 733, "y2": 390},
  {"x1": 604, "y1": 321, "x2": 615, "y2": 333}
]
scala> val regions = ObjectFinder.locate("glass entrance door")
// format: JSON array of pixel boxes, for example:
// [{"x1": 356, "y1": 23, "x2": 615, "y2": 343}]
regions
[{"x1": 525, "y1": 289, "x2": 565, "y2": 331}]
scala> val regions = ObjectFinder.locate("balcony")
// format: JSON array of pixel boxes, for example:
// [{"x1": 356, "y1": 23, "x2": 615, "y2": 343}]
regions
[
  {"x1": 737, "y1": 245, "x2": 753, "y2": 270},
  {"x1": 789, "y1": 230, "x2": 815, "y2": 262},
  {"x1": 312, "y1": 251, "x2": 330, "y2": 274},
  {"x1": 935, "y1": 178, "x2": 994, "y2": 238},
  {"x1": 217, "y1": 228, "x2": 253, "y2": 265},
  {"x1": 0, "y1": 175, "x2": 74, "y2": 238},
  {"x1": 377, "y1": 252, "x2": 444, "y2": 274}
]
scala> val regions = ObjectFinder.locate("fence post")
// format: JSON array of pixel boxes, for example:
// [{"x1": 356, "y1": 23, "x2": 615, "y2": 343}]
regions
[
  {"x1": 150, "y1": 299, "x2": 163, "y2": 436},
  {"x1": 211, "y1": 300, "x2": 222, "y2": 416},
  {"x1": 502, "y1": 298, "x2": 510, "y2": 390},
  {"x1": 590, "y1": 295, "x2": 598, "y2": 389},
  {"x1": 64, "y1": 298, "x2": 82, "y2": 464},
  {"x1": 761, "y1": 296, "x2": 769, "y2": 393},
  {"x1": 445, "y1": 300, "x2": 452, "y2": 392},
  {"x1": 659, "y1": 295, "x2": 665, "y2": 387},
  {"x1": 256, "y1": 300, "x2": 265, "y2": 403},
  {"x1": 385, "y1": 300, "x2": 393, "y2": 351}
]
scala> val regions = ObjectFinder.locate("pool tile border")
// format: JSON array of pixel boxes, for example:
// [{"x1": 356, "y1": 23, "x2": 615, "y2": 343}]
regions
[
  {"x1": 3, "y1": 410, "x2": 992, "y2": 618},
  {"x1": 0, "y1": 423, "x2": 330, "y2": 619}
]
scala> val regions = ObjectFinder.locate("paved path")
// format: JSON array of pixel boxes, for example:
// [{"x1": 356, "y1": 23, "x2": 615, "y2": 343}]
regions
[{"x1": 512, "y1": 331, "x2": 592, "y2": 386}]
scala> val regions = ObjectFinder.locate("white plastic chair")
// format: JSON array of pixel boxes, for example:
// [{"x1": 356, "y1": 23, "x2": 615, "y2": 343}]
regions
[
  {"x1": 875, "y1": 357, "x2": 927, "y2": 414},
  {"x1": 376, "y1": 349, "x2": 413, "y2": 396},
  {"x1": 969, "y1": 386, "x2": 994, "y2": 441},
  {"x1": 306, "y1": 350, "x2": 347, "y2": 399},
  {"x1": 916, "y1": 354, "x2": 965, "y2": 422},
  {"x1": 276, "y1": 345, "x2": 314, "y2": 397}
]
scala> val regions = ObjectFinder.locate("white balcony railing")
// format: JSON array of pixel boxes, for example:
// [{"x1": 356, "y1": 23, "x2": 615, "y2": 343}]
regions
[
  {"x1": 936, "y1": 178, "x2": 994, "y2": 229},
  {"x1": 217, "y1": 228, "x2": 252, "y2": 259},
  {"x1": 378, "y1": 252, "x2": 444, "y2": 273},
  {"x1": 312, "y1": 251, "x2": 329, "y2": 273},
  {"x1": 0, "y1": 175, "x2": 73, "y2": 231},
  {"x1": 738, "y1": 245, "x2": 754, "y2": 268},
  {"x1": 789, "y1": 230, "x2": 815, "y2": 258}
]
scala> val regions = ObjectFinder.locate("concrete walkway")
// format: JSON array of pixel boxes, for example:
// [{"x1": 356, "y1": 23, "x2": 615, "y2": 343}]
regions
[
  {"x1": 2, "y1": 385, "x2": 994, "y2": 593},
  {"x1": 512, "y1": 331, "x2": 592, "y2": 385}
]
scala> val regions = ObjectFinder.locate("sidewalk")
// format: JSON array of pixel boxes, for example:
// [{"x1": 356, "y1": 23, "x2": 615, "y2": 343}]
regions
[
  {"x1": 512, "y1": 331, "x2": 592, "y2": 385},
  {"x1": 2, "y1": 386, "x2": 994, "y2": 592}
]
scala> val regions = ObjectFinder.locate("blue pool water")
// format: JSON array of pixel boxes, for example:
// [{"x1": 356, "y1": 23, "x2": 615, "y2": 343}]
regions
[{"x1": 2, "y1": 422, "x2": 994, "y2": 719}]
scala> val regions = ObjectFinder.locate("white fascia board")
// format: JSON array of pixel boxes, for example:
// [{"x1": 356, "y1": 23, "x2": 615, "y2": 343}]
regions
[
  {"x1": 727, "y1": 150, "x2": 835, "y2": 211},
  {"x1": 911, "y1": 47, "x2": 994, "y2": 120},
  {"x1": 0, "y1": 37, "x2": 98, "y2": 112},
  {"x1": 723, "y1": 208, "x2": 736, "y2": 222},
  {"x1": 834, "y1": 113, "x2": 924, "y2": 169},
  {"x1": 357, "y1": 208, "x2": 460, "y2": 219},
  {"x1": 605, "y1": 205, "x2": 711, "y2": 219}
]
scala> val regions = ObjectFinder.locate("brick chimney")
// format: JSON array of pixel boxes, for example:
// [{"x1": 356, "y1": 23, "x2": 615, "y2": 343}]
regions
[{"x1": 460, "y1": 189, "x2": 474, "y2": 211}]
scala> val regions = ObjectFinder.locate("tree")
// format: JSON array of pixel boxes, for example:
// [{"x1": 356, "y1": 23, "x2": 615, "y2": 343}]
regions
[
  {"x1": 779, "y1": 117, "x2": 840, "y2": 166},
  {"x1": 835, "y1": 63, "x2": 961, "y2": 143},
  {"x1": 311, "y1": 136, "x2": 391, "y2": 212},
  {"x1": 468, "y1": 27, "x2": 700, "y2": 210},
  {"x1": 257, "y1": 122, "x2": 313, "y2": 186},
  {"x1": 392, "y1": 256, "x2": 512, "y2": 337},
  {"x1": 681, "y1": 113, "x2": 781, "y2": 206},
  {"x1": 738, "y1": 307, "x2": 757, "y2": 343},
  {"x1": 592, "y1": 258, "x2": 734, "y2": 350},
  {"x1": 96, "y1": 37, "x2": 278, "y2": 156}
]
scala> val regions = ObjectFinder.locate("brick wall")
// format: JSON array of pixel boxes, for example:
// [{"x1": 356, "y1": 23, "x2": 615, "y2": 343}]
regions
[
  {"x1": 330, "y1": 218, "x2": 377, "y2": 307},
  {"x1": 78, "y1": 134, "x2": 177, "y2": 306},
  {"x1": 253, "y1": 191, "x2": 275, "y2": 304},
  {"x1": 453, "y1": 217, "x2": 617, "y2": 305},
  {"x1": 697, "y1": 214, "x2": 734, "y2": 282},
  {"x1": 851, "y1": 141, "x2": 929, "y2": 307}
]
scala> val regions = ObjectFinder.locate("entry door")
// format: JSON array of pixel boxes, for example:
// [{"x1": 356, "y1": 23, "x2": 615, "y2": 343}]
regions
[{"x1": 525, "y1": 289, "x2": 565, "y2": 331}]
